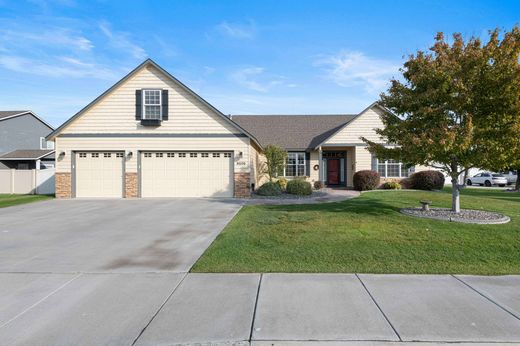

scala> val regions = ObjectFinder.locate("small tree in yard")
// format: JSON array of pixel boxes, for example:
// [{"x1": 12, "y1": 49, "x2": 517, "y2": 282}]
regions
[
  {"x1": 363, "y1": 27, "x2": 520, "y2": 212},
  {"x1": 262, "y1": 145, "x2": 287, "y2": 182}
]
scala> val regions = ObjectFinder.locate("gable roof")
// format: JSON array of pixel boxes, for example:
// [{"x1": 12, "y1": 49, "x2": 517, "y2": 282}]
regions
[
  {"x1": 0, "y1": 111, "x2": 29, "y2": 120},
  {"x1": 0, "y1": 149, "x2": 55, "y2": 160},
  {"x1": 0, "y1": 110, "x2": 54, "y2": 130},
  {"x1": 312, "y1": 102, "x2": 392, "y2": 149},
  {"x1": 46, "y1": 59, "x2": 261, "y2": 148},
  {"x1": 232, "y1": 114, "x2": 357, "y2": 150}
]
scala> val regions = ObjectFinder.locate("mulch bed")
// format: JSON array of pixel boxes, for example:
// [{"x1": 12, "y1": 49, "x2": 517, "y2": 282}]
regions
[{"x1": 401, "y1": 208, "x2": 510, "y2": 224}]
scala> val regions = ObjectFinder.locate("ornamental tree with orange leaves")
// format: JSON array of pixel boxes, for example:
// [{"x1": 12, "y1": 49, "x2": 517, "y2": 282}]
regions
[{"x1": 363, "y1": 27, "x2": 520, "y2": 212}]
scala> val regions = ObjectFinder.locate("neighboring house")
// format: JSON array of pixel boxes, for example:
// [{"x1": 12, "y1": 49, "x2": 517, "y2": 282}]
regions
[
  {"x1": 47, "y1": 59, "x2": 425, "y2": 199},
  {"x1": 0, "y1": 111, "x2": 55, "y2": 170}
]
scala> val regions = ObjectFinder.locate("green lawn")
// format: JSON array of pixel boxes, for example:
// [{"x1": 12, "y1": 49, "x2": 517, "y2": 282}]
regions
[
  {"x1": 193, "y1": 187, "x2": 520, "y2": 274},
  {"x1": 0, "y1": 194, "x2": 54, "y2": 209}
]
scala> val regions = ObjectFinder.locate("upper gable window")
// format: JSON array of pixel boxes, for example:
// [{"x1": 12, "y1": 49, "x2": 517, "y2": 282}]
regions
[{"x1": 143, "y1": 90, "x2": 161, "y2": 120}]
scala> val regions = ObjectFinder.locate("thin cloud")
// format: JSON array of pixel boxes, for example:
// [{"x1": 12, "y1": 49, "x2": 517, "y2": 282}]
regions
[
  {"x1": 315, "y1": 50, "x2": 399, "y2": 92},
  {"x1": 208, "y1": 92, "x2": 371, "y2": 115},
  {"x1": 230, "y1": 67, "x2": 292, "y2": 93},
  {"x1": 0, "y1": 55, "x2": 119, "y2": 80},
  {"x1": 99, "y1": 21, "x2": 146, "y2": 59},
  {"x1": 215, "y1": 20, "x2": 256, "y2": 39},
  {"x1": 231, "y1": 67, "x2": 268, "y2": 92},
  {"x1": 0, "y1": 28, "x2": 94, "y2": 51}
]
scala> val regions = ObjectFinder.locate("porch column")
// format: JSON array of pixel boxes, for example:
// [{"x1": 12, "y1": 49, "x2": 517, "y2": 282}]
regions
[
  {"x1": 318, "y1": 146, "x2": 323, "y2": 182},
  {"x1": 36, "y1": 159, "x2": 41, "y2": 170}
]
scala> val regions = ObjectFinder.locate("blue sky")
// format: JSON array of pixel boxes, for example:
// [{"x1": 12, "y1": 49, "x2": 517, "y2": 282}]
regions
[{"x1": 0, "y1": 0, "x2": 518, "y2": 127}]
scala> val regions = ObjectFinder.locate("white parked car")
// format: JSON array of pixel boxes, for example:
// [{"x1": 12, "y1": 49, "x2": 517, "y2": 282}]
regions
[
  {"x1": 501, "y1": 171, "x2": 518, "y2": 185},
  {"x1": 467, "y1": 172, "x2": 508, "y2": 187}
]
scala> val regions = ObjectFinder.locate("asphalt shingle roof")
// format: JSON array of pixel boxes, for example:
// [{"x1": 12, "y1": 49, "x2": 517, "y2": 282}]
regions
[
  {"x1": 0, "y1": 111, "x2": 29, "y2": 120},
  {"x1": 0, "y1": 149, "x2": 54, "y2": 160},
  {"x1": 231, "y1": 114, "x2": 357, "y2": 150}
]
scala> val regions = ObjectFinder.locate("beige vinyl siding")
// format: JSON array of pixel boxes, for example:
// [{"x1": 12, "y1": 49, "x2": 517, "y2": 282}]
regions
[
  {"x1": 346, "y1": 148, "x2": 354, "y2": 186},
  {"x1": 354, "y1": 146, "x2": 373, "y2": 172},
  {"x1": 324, "y1": 107, "x2": 386, "y2": 145},
  {"x1": 250, "y1": 143, "x2": 268, "y2": 187},
  {"x1": 62, "y1": 65, "x2": 240, "y2": 135},
  {"x1": 56, "y1": 136, "x2": 250, "y2": 173},
  {"x1": 308, "y1": 151, "x2": 319, "y2": 183}
]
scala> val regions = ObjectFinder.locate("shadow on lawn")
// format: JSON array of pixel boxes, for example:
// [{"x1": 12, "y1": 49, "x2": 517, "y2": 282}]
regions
[
  {"x1": 258, "y1": 197, "x2": 402, "y2": 217},
  {"x1": 446, "y1": 187, "x2": 520, "y2": 204}
]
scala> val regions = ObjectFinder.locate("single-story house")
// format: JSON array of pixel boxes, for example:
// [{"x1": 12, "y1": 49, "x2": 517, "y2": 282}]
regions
[{"x1": 47, "y1": 59, "x2": 425, "y2": 198}]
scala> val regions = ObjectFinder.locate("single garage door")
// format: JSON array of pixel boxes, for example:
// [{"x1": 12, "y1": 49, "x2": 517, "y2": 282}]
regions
[
  {"x1": 75, "y1": 152, "x2": 124, "y2": 198},
  {"x1": 141, "y1": 151, "x2": 233, "y2": 197}
]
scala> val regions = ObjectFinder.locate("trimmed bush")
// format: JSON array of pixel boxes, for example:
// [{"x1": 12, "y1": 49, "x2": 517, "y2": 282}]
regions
[
  {"x1": 276, "y1": 177, "x2": 288, "y2": 191},
  {"x1": 256, "y1": 182, "x2": 282, "y2": 196},
  {"x1": 353, "y1": 170, "x2": 380, "y2": 191},
  {"x1": 400, "y1": 177, "x2": 413, "y2": 189},
  {"x1": 409, "y1": 170, "x2": 445, "y2": 190},
  {"x1": 382, "y1": 181, "x2": 401, "y2": 190},
  {"x1": 286, "y1": 179, "x2": 312, "y2": 195},
  {"x1": 314, "y1": 181, "x2": 325, "y2": 190}
]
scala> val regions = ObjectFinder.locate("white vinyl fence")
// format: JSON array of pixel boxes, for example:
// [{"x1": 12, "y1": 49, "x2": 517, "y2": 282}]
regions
[{"x1": 0, "y1": 168, "x2": 55, "y2": 195}]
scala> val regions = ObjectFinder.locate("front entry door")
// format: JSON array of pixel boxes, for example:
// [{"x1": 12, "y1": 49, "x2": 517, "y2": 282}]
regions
[{"x1": 327, "y1": 159, "x2": 340, "y2": 185}]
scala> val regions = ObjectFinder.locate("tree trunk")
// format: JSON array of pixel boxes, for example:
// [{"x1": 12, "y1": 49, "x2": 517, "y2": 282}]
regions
[
  {"x1": 451, "y1": 176, "x2": 461, "y2": 213},
  {"x1": 515, "y1": 169, "x2": 520, "y2": 191}
]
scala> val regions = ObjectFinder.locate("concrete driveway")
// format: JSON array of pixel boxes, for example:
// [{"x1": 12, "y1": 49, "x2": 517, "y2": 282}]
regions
[
  {"x1": 1, "y1": 200, "x2": 520, "y2": 345},
  {"x1": 0, "y1": 198, "x2": 242, "y2": 273}
]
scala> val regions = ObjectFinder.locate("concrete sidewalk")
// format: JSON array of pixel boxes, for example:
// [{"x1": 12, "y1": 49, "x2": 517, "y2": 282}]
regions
[{"x1": 1, "y1": 273, "x2": 520, "y2": 345}]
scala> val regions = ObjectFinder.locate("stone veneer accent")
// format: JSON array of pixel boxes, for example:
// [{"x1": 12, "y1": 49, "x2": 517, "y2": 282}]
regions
[
  {"x1": 125, "y1": 173, "x2": 138, "y2": 198},
  {"x1": 234, "y1": 172, "x2": 251, "y2": 198},
  {"x1": 55, "y1": 173, "x2": 71, "y2": 198}
]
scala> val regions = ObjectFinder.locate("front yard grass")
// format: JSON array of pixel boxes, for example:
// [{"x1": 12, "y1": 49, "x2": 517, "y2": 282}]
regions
[
  {"x1": 0, "y1": 194, "x2": 53, "y2": 209},
  {"x1": 192, "y1": 187, "x2": 520, "y2": 274}
]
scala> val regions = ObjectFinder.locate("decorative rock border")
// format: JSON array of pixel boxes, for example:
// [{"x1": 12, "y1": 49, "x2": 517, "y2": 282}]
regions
[{"x1": 400, "y1": 208, "x2": 511, "y2": 224}]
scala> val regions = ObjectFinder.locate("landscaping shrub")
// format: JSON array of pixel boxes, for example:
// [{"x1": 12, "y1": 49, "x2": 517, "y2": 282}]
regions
[
  {"x1": 286, "y1": 179, "x2": 312, "y2": 195},
  {"x1": 276, "y1": 177, "x2": 288, "y2": 191},
  {"x1": 409, "y1": 170, "x2": 445, "y2": 190},
  {"x1": 314, "y1": 181, "x2": 325, "y2": 190},
  {"x1": 256, "y1": 182, "x2": 282, "y2": 196},
  {"x1": 382, "y1": 181, "x2": 401, "y2": 190},
  {"x1": 353, "y1": 170, "x2": 380, "y2": 191},
  {"x1": 399, "y1": 177, "x2": 413, "y2": 189}
]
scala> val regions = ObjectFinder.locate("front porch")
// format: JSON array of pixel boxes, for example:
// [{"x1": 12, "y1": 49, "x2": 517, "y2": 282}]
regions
[{"x1": 316, "y1": 146, "x2": 357, "y2": 188}]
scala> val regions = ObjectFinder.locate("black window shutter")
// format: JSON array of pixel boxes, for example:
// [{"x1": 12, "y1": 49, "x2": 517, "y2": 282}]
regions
[
  {"x1": 135, "y1": 90, "x2": 142, "y2": 120},
  {"x1": 305, "y1": 152, "x2": 311, "y2": 176},
  {"x1": 161, "y1": 90, "x2": 169, "y2": 120}
]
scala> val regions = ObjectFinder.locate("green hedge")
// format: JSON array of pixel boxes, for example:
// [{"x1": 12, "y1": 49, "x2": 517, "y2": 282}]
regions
[
  {"x1": 353, "y1": 170, "x2": 380, "y2": 191},
  {"x1": 256, "y1": 182, "x2": 282, "y2": 196},
  {"x1": 286, "y1": 179, "x2": 312, "y2": 195},
  {"x1": 410, "y1": 170, "x2": 445, "y2": 190}
]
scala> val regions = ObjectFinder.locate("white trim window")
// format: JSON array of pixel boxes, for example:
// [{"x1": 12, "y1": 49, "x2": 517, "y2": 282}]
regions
[
  {"x1": 376, "y1": 158, "x2": 415, "y2": 178},
  {"x1": 40, "y1": 137, "x2": 55, "y2": 150},
  {"x1": 285, "y1": 152, "x2": 306, "y2": 177},
  {"x1": 143, "y1": 89, "x2": 162, "y2": 120}
]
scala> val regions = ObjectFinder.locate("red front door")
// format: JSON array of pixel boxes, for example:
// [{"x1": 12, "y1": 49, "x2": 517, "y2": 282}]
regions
[{"x1": 327, "y1": 159, "x2": 340, "y2": 185}]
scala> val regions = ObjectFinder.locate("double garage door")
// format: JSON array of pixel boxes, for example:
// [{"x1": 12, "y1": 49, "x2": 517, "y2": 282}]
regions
[{"x1": 74, "y1": 151, "x2": 233, "y2": 198}]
